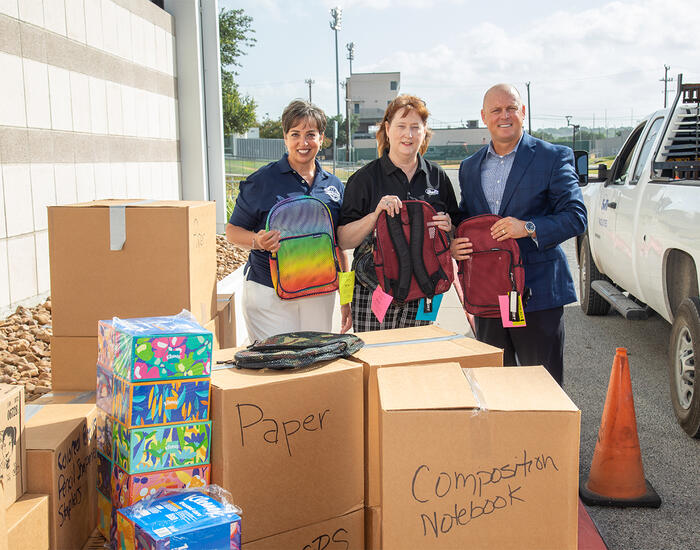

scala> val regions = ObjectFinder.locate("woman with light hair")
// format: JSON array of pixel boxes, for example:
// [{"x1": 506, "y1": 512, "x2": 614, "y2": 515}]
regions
[{"x1": 338, "y1": 94, "x2": 459, "y2": 331}]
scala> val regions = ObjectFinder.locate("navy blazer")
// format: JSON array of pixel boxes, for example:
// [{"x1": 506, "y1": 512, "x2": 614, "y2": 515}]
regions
[{"x1": 458, "y1": 132, "x2": 587, "y2": 312}]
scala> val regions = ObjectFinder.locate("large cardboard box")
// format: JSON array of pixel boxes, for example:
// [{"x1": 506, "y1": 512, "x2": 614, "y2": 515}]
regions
[
  {"x1": 351, "y1": 326, "x2": 503, "y2": 508},
  {"x1": 48, "y1": 200, "x2": 217, "y2": 337},
  {"x1": 0, "y1": 484, "x2": 6, "y2": 550},
  {"x1": 50, "y1": 336, "x2": 98, "y2": 391},
  {"x1": 244, "y1": 508, "x2": 364, "y2": 550},
  {"x1": 25, "y1": 402, "x2": 98, "y2": 550},
  {"x1": 216, "y1": 293, "x2": 237, "y2": 349},
  {"x1": 6, "y1": 494, "x2": 49, "y2": 550},
  {"x1": 377, "y1": 364, "x2": 580, "y2": 550},
  {"x1": 211, "y1": 356, "x2": 364, "y2": 543},
  {"x1": 0, "y1": 384, "x2": 26, "y2": 508}
]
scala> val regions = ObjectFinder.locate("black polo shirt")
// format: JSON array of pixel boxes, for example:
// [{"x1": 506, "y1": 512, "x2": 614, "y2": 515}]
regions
[
  {"x1": 229, "y1": 154, "x2": 344, "y2": 288},
  {"x1": 339, "y1": 153, "x2": 460, "y2": 231}
]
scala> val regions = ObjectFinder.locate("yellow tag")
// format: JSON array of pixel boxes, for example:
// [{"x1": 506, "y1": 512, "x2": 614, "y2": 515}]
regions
[{"x1": 338, "y1": 271, "x2": 355, "y2": 305}]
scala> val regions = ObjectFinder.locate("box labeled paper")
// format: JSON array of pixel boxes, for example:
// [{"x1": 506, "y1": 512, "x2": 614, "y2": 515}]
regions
[
  {"x1": 112, "y1": 463, "x2": 210, "y2": 508},
  {"x1": 48, "y1": 200, "x2": 217, "y2": 337},
  {"x1": 98, "y1": 316, "x2": 213, "y2": 382},
  {"x1": 377, "y1": 364, "x2": 580, "y2": 550},
  {"x1": 0, "y1": 384, "x2": 26, "y2": 508},
  {"x1": 114, "y1": 419, "x2": 211, "y2": 474},
  {"x1": 352, "y1": 326, "x2": 503, "y2": 508},
  {"x1": 112, "y1": 377, "x2": 211, "y2": 427},
  {"x1": 211, "y1": 357, "x2": 364, "y2": 542},
  {"x1": 116, "y1": 490, "x2": 241, "y2": 550}
]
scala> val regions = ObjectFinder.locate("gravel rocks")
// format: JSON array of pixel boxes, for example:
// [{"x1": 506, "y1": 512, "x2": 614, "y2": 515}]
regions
[{"x1": 0, "y1": 239, "x2": 248, "y2": 401}]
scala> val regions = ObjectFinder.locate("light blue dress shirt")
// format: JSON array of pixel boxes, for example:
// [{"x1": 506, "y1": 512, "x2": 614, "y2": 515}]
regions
[{"x1": 480, "y1": 133, "x2": 524, "y2": 214}]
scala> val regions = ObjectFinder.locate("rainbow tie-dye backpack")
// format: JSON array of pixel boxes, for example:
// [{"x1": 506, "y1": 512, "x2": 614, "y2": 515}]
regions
[{"x1": 266, "y1": 195, "x2": 340, "y2": 300}]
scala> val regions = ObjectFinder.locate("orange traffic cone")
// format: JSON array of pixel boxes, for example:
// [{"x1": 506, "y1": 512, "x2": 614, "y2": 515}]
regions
[{"x1": 579, "y1": 347, "x2": 661, "y2": 507}]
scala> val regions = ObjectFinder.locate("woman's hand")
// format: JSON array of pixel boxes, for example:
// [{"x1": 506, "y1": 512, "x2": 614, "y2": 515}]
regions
[
  {"x1": 374, "y1": 195, "x2": 402, "y2": 218},
  {"x1": 427, "y1": 212, "x2": 452, "y2": 233},
  {"x1": 450, "y1": 236, "x2": 473, "y2": 260},
  {"x1": 340, "y1": 303, "x2": 352, "y2": 334},
  {"x1": 254, "y1": 229, "x2": 281, "y2": 253}
]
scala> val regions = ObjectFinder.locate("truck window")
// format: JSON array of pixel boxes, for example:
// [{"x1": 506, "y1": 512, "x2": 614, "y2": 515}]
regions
[
  {"x1": 630, "y1": 117, "x2": 664, "y2": 184},
  {"x1": 612, "y1": 122, "x2": 645, "y2": 185}
]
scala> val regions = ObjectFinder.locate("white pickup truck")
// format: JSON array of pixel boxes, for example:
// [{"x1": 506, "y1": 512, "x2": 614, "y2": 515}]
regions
[{"x1": 576, "y1": 77, "x2": 700, "y2": 438}]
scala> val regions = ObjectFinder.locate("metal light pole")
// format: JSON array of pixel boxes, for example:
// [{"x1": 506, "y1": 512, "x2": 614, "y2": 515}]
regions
[
  {"x1": 660, "y1": 64, "x2": 673, "y2": 108},
  {"x1": 329, "y1": 7, "x2": 342, "y2": 173},
  {"x1": 304, "y1": 78, "x2": 314, "y2": 102},
  {"x1": 566, "y1": 116, "x2": 580, "y2": 151},
  {"x1": 346, "y1": 42, "x2": 354, "y2": 75},
  {"x1": 346, "y1": 42, "x2": 354, "y2": 162},
  {"x1": 329, "y1": 7, "x2": 342, "y2": 117},
  {"x1": 525, "y1": 81, "x2": 532, "y2": 134}
]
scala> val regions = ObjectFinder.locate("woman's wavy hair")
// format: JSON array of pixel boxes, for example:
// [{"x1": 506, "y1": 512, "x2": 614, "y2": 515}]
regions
[{"x1": 375, "y1": 94, "x2": 432, "y2": 157}]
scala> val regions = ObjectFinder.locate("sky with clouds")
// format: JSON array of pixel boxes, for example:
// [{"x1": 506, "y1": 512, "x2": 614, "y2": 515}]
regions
[{"x1": 221, "y1": 0, "x2": 700, "y2": 131}]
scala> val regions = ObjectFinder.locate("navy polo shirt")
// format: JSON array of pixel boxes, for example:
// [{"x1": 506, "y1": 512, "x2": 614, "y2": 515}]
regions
[{"x1": 228, "y1": 153, "x2": 345, "y2": 288}]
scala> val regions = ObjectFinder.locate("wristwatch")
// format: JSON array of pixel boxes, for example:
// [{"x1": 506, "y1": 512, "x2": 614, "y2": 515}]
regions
[{"x1": 525, "y1": 221, "x2": 536, "y2": 237}]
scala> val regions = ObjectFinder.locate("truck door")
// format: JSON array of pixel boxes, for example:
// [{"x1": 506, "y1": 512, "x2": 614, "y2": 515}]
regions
[
  {"x1": 593, "y1": 122, "x2": 645, "y2": 283},
  {"x1": 613, "y1": 117, "x2": 665, "y2": 298}
]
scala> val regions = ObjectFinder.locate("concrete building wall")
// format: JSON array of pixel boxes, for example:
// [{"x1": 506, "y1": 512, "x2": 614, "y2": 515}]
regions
[
  {"x1": 347, "y1": 72, "x2": 400, "y2": 133},
  {"x1": 0, "y1": 0, "x2": 180, "y2": 316}
]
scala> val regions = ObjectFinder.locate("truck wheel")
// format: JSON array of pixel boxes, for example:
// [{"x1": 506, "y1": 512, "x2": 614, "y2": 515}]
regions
[
  {"x1": 669, "y1": 297, "x2": 700, "y2": 438},
  {"x1": 579, "y1": 235, "x2": 610, "y2": 316}
]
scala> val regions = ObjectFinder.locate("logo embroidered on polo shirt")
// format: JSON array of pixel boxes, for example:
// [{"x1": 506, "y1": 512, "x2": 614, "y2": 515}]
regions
[{"x1": 324, "y1": 186, "x2": 341, "y2": 202}]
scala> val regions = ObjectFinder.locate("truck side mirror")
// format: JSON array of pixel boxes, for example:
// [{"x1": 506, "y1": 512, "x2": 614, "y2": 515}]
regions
[
  {"x1": 597, "y1": 163, "x2": 608, "y2": 181},
  {"x1": 574, "y1": 150, "x2": 588, "y2": 186}
]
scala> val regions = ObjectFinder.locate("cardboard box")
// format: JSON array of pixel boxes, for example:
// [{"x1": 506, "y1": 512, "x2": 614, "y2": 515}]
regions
[
  {"x1": 365, "y1": 505, "x2": 381, "y2": 550},
  {"x1": 216, "y1": 293, "x2": 237, "y2": 349},
  {"x1": 352, "y1": 326, "x2": 503, "y2": 508},
  {"x1": 204, "y1": 318, "x2": 220, "y2": 350},
  {"x1": 113, "y1": 419, "x2": 211, "y2": 474},
  {"x1": 0, "y1": 384, "x2": 26, "y2": 508},
  {"x1": 50, "y1": 336, "x2": 98, "y2": 391},
  {"x1": 6, "y1": 494, "x2": 49, "y2": 550},
  {"x1": 25, "y1": 403, "x2": 97, "y2": 550},
  {"x1": 48, "y1": 200, "x2": 217, "y2": 337},
  {"x1": 110, "y1": 376, "x2": 211, "y2": 427},
  {"x1": 244, "y1": 508, "x2": 364, "y2": 550},
  {"x1": 0, "y1": 483, "x2": 6, "y2": 550},
  {"x1": 98, "y1": 316, "x2": 213, "y2": 382},
  {"x1": 116, "y1": 490, "x2": 241, "y2": 549},
  {"x1": 112, "y1": 463, "x2": 210, "y2": 507},
  {"x1": 211, "y1": 357, "x2": 364, "y2": 543},
  {"x1": 377, "y1": 364, "x2": 580, "y2": 550}
]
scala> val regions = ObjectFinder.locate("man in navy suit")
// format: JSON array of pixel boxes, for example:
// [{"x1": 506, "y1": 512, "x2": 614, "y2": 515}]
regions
[{"x1": 451, "y1": 83, "x2": 587, "y2": 385}]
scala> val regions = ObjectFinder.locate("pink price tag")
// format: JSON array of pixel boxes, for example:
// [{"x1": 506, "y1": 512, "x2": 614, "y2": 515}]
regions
[
  {"x1": 498, "y1": 294, "x2": 526, "y2": 328},
  {"x1": 371, "y1": 286, "x2": 393, "y2": 323}
]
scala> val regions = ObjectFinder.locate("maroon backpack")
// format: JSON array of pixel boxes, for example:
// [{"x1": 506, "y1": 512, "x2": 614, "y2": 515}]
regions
[
  {"x1": 374, "y1": 200, "x2": 453, "y2": 304},
  {"x1": 455, "y1": 214, "x2": 527, "y2": 318}
]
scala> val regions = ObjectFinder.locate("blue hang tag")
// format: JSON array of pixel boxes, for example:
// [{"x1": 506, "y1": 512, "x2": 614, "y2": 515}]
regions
[{"x1": 416, "y1": 294, "x2": 443, "y2": 321}]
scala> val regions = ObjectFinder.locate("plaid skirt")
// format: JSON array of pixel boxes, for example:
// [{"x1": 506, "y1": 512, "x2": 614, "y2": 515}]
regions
[{"x1": 351, "y1": 282, "x2": 431, "y2": 332}]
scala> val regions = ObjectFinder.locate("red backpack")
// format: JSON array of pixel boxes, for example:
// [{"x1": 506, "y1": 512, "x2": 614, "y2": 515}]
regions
[
  {"x1": 455, "y1": 214, "x2": 527, "y2": 318},
  {"x1": 374, "y1": 200, "x2": 453, "y2": 304}
]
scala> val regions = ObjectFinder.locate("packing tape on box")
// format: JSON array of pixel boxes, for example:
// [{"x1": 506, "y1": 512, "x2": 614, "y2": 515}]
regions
[
  {"x1": 462, "y1": 368, "x2": 488, "y2": 414},
  {"x1": 109, "y1": 200, "x2": 156, "y2": 251},
  {"x1": 363, "y1": 334, "x2": 464, "y2": 348},
  {"x1": 25, "y1": 390, "x2": 97, "y2": 420}
]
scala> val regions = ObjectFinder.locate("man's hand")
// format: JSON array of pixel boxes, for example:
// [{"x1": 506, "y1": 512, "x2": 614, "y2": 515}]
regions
[
  {"x1": 450, "y1": 237, "x2": 473, "y2": 260},
  {"x1": 490, "y1": 217, "x2": 528, "y2": 241}
]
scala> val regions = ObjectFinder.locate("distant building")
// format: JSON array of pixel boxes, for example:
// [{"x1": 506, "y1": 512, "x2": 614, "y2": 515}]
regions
[{"x1": 346, "y1": 72, "x2": 401, "y2": 138}]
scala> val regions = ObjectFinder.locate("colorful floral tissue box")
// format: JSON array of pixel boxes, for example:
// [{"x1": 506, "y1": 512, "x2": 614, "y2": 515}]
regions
[
  {"x1": 96, "y1": 408, "x2": 114, "y2": 459},
  {"x1": 97, "y1": 362, "x2": 113, "y2": 414},
  {"x1": 112, "y1": 377, "x2": 210, "y2": 427},
  {"x1": 97, "y1": 490, "x2": 114, "y2": 541},
  {"x1": 98, "y1": 314, "x2": 213, "y2": 382},
  {"x1": 114, "y1": 419, "x2": 211, "y2": 474},
  {"x1": 97, "y1": 451, "x2": 112, "y2": 497},
  {"x1": 116, "y1": 490, "x2": 241, "y2": 550},
  {"x1": 112, "y1": 463, "x2": 210, "y2": 507}
]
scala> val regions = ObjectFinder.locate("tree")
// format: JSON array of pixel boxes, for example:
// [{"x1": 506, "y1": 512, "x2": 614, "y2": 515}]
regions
[
  {"x1": 219, "y1": 8, "x2": 257, "y2": 135},
  {"x1": 326, "y1": 114, "x2": 360, "y2": 148},
  {"x1": 258, "y1": 116, "x2": 284, "y2": 139}
]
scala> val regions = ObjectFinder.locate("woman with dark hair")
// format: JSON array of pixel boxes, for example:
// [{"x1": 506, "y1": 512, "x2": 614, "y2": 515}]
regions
[
  {"x1": 338, "y1": 94, "x2": 459, "y2": 331},
  {"x1": 226, "y1": 100, "x2": 350, "y2": 341}
]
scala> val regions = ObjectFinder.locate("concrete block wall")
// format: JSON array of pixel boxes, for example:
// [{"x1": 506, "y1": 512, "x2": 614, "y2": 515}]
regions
[{"x1": 0, "y1": 0, "x2": 180, "y2": 316}]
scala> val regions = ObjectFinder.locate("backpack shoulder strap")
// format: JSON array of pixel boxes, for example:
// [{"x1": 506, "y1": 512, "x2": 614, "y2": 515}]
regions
[{"x1": 384, "y1": 210, "x2": 413, "y2": 302}]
